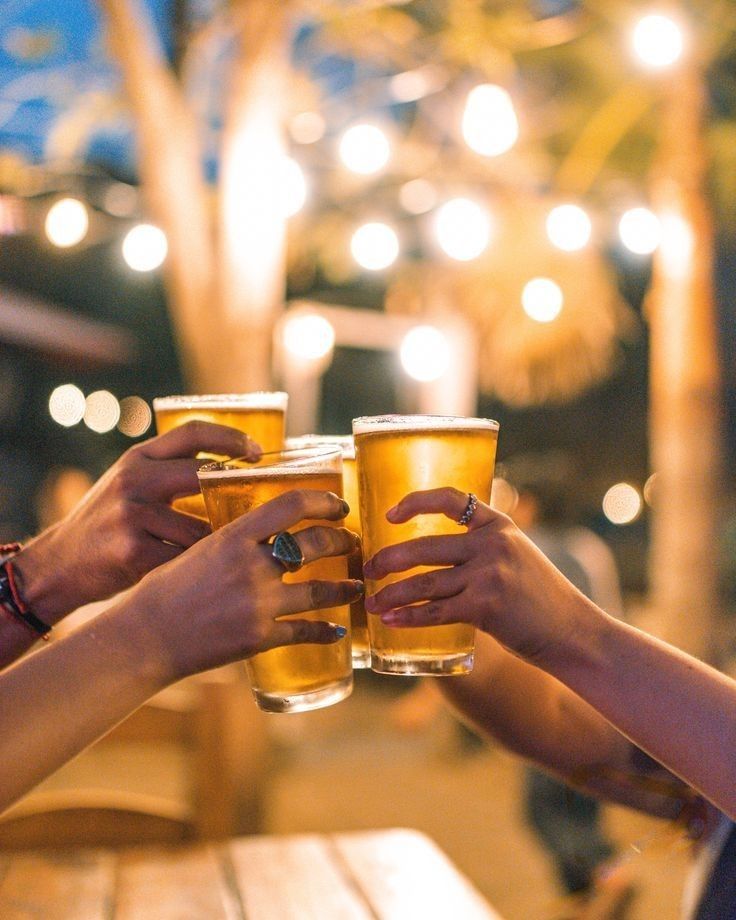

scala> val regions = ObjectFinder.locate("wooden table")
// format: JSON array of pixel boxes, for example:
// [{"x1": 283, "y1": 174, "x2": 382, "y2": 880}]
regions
[{"x1": 0, "y1": 827, "x2": 503, "y2": 919}]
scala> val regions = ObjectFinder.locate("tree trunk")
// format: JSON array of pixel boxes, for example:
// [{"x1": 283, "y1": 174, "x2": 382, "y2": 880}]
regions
[
  {"x1": 646, "y1": 58, "x2": 723, "y2": 659},
  {"x1": 214, "y1": 0, "x2": 293, "y2": 391}
]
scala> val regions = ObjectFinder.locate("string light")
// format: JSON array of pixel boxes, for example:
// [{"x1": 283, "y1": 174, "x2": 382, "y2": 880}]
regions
[
  {"x1": 289, "y1": 111, "x2": 325, "y2": 144},
  {"x1": 618, "y1": 207, "x2": 661, "y2": 255},
  {"x1": 522, "y1": 278, "x2": 563, "y2": 323},
  {"x1": 602, "y1": 482, "x2": 643, "y2": 525},
  {"x1": 122, "y1": 223, "x2": 168, "y2": 271},
  {"x1": 546, "y1": 204, "x2": 592, "y2": 252},
  {"x1": 434, "y1": 198, "x2": 491, "y2": 261},
  {"x1": 117, "y1": 396, "x2": 152, "y2": 437},
  {"x1": 83, "y1": 390, "x2": 121, "y2": 433},
  {"x1": 351, "y1": 222, "x2": 399, "y2": 270},
  {"x1": 632, "y1": 14, "x2": 685, "y2": 69},
  {"x1": 49, "y1": 384, "x2": 85, "y2": 427},
  {"x1": 399, "y1": 325, "x2": 451, "y2": 382},
  {"x1": 399, "y1": 179, "x2": 437, "y2": 215},
  {"x1": 282, "y1": 313, "x2": 335, "y2": 362},
  {"x1": 281, "y1": 157, "x2": 307, "y2": 217},
  {"x1": 45, "y1": 198, "x2": 89, "y2": 248},
  {"x1": 339, "y1": 124, "x2": 390, "y2": 175},
  {"x1": 462, "y1": 84, "x2": 519, "y2": 157}
]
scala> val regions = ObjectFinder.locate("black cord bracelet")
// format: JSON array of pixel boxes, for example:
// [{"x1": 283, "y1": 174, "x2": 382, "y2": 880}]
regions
[{"x1": 0, "y1": 550, "x2": 52, "y2": 639}]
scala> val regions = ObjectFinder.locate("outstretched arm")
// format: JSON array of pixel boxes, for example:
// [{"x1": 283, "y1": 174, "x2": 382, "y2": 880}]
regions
[
  {"x1": 0, "y1": 489, "x2": 361, "y2": 813},
  {"x1": 365, "y1": 488, "x2": 736, "y2": 821}
]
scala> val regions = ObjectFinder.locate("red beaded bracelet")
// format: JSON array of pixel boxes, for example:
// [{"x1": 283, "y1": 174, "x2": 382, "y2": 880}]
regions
[{"x1": 0, "y1": 543, "x2": 52, "y2": 639}]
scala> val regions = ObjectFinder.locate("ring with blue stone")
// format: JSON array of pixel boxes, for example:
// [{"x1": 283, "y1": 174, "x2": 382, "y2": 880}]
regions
[{"x1": 271, "y1": 531, "x2": 305, "y2": 573}]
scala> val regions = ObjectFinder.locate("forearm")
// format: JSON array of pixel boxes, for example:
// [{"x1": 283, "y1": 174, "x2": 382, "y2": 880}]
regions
[
  {"x1": 545, "y1": 603, "x2": 736, "y2": 820},
  {"x1": 0, "y1": 596, "x2": 172, "y2": 814}
]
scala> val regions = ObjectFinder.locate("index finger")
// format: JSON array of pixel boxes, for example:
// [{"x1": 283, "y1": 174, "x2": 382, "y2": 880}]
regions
[
  {"x1": 137, "y1": 420, "x2": 261, "y2": 462},
  {"x1": 233, "y1": 490, "x2": 350, "y2": 541},
  {"x1": 363, "y1": 533, "x2": 471, "y2": 580}
]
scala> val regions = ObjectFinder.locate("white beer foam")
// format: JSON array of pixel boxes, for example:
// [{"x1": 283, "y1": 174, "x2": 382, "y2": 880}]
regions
[
  {"x1": 153, "y1": 392, "x2": 288, "y2": 412},
  {"x1": 352, "y1": 414, "x2": 499, "y2": 435}
]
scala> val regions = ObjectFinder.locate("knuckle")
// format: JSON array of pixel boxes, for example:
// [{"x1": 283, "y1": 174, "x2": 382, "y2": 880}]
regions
[
  {"x1": 310, "y1": 527, "x2": 334, "y2": 557},
  {"x1": 306, "y1": 579, "x2": 328, "y2": 609},
  {"x1": 415, "y1": 571, "x2": 437, "y2": 596}
]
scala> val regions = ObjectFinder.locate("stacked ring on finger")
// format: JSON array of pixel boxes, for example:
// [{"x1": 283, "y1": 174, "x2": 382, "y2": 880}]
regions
[{"x1": 271, "y1": 531, "x2": 305, "y2": 573}]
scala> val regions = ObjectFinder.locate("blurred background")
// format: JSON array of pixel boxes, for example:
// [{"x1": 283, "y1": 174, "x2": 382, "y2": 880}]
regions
[{"x1": 0, "y1": 1, "x2": 735, "y2": 916}]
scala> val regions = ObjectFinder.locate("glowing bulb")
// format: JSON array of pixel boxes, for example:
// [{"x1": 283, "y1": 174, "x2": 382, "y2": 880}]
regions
[
  {"x1": 546, "y1": 204, "x2": 592, "y2": 251},
  {"x1": 619, "y1": 207, "x2": 661, "y2": 255},
  {"x1": 351, "y1": 222, "x2": 399, "y2": 270},
  {"x1": 49, "y1": 384, "x2": 85, "y2": 427},
  {"x1": 435, "y1": 198, "x2": 491, "y2": 261},
  {"x1": 45, "y1": 198, "x2": 89, "y2": 248},
  {"x1": 117, "y1": 396, "x2": 153, "y2": 437},
  {"x1": 522, "y1": 278, "x2": 564, "y2": 323},
  {"x1": 339, "y1": 124, "x2": 390, "y2": 175},
  {"x1": 289, "y1": 111, "x2": 325, "y2": 144},
  {"x1": 399, "y1": 179, "x2": 437, "y2": 215},
  {"x1": 122, "y1": 224, "x2": 167, "y2": 271},
  {"x1": 84, "y1": 390, "x2": 120, "y2": 434},
  {"x1": 602, "y1": 482, "x2": 643, "y2": 525},
  {"x1": 491, "y1": 478, "x2": 519, "y2": 515},
  {"x1": 281, "y1": 157, "x2": 307, "y2": 217},
  {"x1": 399, "y1": 325, "x2": 452, "y2": 382},
  {"x1": 632, "y1": 14, "x2": 684, "y2": 69},
  {"x1": 462, "y1": 84, "x2": 519, "y2": 157},
  {"x1": 282, "y1": 314, "x2": 335, "y2": 362}
]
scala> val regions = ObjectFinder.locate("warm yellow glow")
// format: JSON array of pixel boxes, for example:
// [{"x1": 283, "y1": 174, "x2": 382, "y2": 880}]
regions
[
  {"x1": 281, "y1": 157, "x2": 307, "y2": 217},
  {"x1": 289, "y1": 111, "x2": 325, "y2": 144},
  {"x1": 618, "y1": 207, "x2": 661, "y2": 255},
  {"x1": 632, "y1": 13, "x2": 684, "y2": 69},
  {"x1": 521, "y1": 277, "x2": 563, "y2": 323},
  {"x1": 117, "y1": 396, "x2": 153, "y2": 437},
  {"x1": 491, "y1": 477, "x2": 518, "y2": 515},
  {"x1": 282, "y1": 313, "x2": 335, "y2": 362},
  {"x1": 351, "y1": 222, "x2": 400, "y2": 270},
  {"x1": 659, "y1": 212, "x2": 693, "y2": 280},
  {"x1": 339, "y1": 124, "x2": 390, "y2": 174},
  {"x1": 602, "y1": 482, "x2": 643, "y2": 525},
  {"x1": 83, "y1": 390, "x2": 121, "y2": 434},
  {"x1": 399, "y1": 178, "x2": 437, "y2": 215},
  {"x1": 435, "y1": 198, "x2": 491, "y2": 261},
  {"x1": 122, "y1": 224, "x2": 168, "y2": 271},
  {"x1": 643, "y1": 472, "x2": 658, "y2": 506},
  {"x1": 462, "y1": 84, "x2": 519, "y2": 157},
  {"x1": 399, "y1": 325, "x2": 451, "y2": 382},
  {"x1": 546, "y1": 204, "x2": 592, "y2": 252},
  {"x1": 49, "y1": 384, "x2": 86, "y2": 427},
  {"x1": 390, "y1": 66, "x2": 443, "y2": 103},
  {"x1": 45, "y1": 198, "x2": 89, "y2": 248}
]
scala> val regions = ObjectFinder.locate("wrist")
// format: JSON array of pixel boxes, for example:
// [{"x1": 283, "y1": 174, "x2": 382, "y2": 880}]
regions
[
  {"x1": 539, "y1": 592, "x2": 612, "y2": 686},
  {"x1": 9, "y1": 528, "x2": 86, "y2": 625}
]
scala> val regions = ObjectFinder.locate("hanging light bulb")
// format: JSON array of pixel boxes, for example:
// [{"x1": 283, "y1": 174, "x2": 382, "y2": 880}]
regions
[
  {"x1": 339, "y1": 124, "x2": 390, "y2": 175},
  {"x1": 351, "y1": 222, "x2": 400, "y2": 270},
  {"x1": 462, "y1": 84, "x2": 519, "y2": 157},
  {"x1": 45, "y1": 198, "x2": 89, "y2": 248},
  {"x1": 434, "y1": 198, "x2": 491, "y2": 261},
  {"x1": 632, "y1": 13, "x2": 685, "y2": 69},
  {"x1": 546, "y1": 204, "x2": 592, "y2": 252}
]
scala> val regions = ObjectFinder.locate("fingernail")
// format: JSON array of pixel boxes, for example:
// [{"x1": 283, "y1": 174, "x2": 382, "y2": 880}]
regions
[
  {"x1": 353, "y1": 580, "x2": 365, "y2": 595},
  {"x1": 334, "y1": 625, "x2": 347, "y2": 638},
  {"x1": 340, "y1": 499, "x2": 350, "y2": 515},
  {"x1": 386, "y1": 504, "x2": 400, "y2": 521}
]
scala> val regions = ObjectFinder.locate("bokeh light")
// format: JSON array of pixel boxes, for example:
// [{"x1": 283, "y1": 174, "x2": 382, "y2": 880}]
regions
[
  {"x1": 602, "y1": 482, "x2": 643, "y2": 525},
  {"x1": 491, "y1": 477, "x2": 519, "y2": 515},
  {"x1": 522, "y1": 278, "x2": 564, "y2": 323},
  {"x1": 289, "y1": 111, "x2": 325, "y2": 144},
  {"x1": 83, "y1": 390, "x2": 121, "y2": 434},
  {"x1": 49, "y1": 384, "x2": 86, "y2": 427},
  {"x1": 351, "y1": 222, "x2": 399, "y2": 270},
  {"x1": 282, "y1": 313, "x2": 335, "y2": 362},
  {"x1": 45, "y1": 198, "x2": 89, "y2": 248},
  {"x1": 339, "y1": 124, "x2": 390, "y2": 175},
  {"x1": 462, "y1": 84, "x2": 519, "y2": 157},
  {"x1": 399, "y1": 325, "x2": 451, "y2": 382},
  {"x1": 643, "y1": 472, "x2": 658, "y2": 506},
  {"x1": 618, "y1": 207, "x2": 661, "y2": 255},
  {"x1": 122, "y1": 224, "x2": 168, "y2": 271},
  {"x1": 399, "y1": 179, "x2": 438, "y2": 215},
  {"x1": 435, "y1": 198, "x2": 491, "y2": 261},
  {"x1": 281, "y1": 157, "x2": 307, "y2": 217},
  {"x1": 546, "y1": 204, "x2": 592, "y2": 252},
  {"x1": 117, "y1": 396, "x2": 153, "y2": 437},
  {"x1": 632, "y1": 14, "x2": 684, "y2": 69}
]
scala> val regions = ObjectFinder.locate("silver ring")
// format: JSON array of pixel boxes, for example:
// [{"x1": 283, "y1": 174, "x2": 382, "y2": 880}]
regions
[
  {"x1": 458, "y1": 493, "x2": 478, "y2": 527},
  {"x1": 272, "y1": 531, "x2": 305, "y2": 573}
]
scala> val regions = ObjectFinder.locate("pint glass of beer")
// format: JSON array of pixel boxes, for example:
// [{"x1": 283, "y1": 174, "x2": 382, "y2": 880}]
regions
[
  {"x1": 153, "y1": 392, "x2": 288, "y2": 518},
  {"x1": 197, "y1": 445, "x2": 353, "y2": 713},
  {"x1": 353, "y1": 415, "x2": 499, "y2": 676},
  {"x1": 287, "y1": 435, "x2": 369, "y2": 668}
]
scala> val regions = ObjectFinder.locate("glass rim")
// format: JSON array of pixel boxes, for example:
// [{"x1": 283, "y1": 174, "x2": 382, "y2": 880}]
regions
[
  {"x1": 285, "y1": 434, "x2": 355, "y2": 459},
  {"x1": 153, "y1": 392, "x2": 288, "y2": 412},
  {"x1": 197, "y1": 444, "x2": 343, "y2": 480},
  {"x1": 352, "y1": 414, "x2": 499, "y2": 434}
]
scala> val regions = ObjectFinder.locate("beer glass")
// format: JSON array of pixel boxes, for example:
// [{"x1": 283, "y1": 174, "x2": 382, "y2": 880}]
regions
[
  {"x1": 286, "y1": 435, "x2": 369, "y2": 668},
  {"x1": 197, "y1": 445, "x2": 353, "y2": 713},
  {"x1": 153, "y1": 392, "x2": 288, "y2": 518},
  {"x1": 353, "y1": 414, "x2": 499, "y2": 676}
]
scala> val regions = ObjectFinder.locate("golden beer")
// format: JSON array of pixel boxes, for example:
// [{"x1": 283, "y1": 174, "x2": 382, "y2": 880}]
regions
[
  {"x1": 353, "y1": 415, "x2": 499, "y2": 676},
  {"x1": 287, "y1": 436, "x2": 369, "y2": 667},
  {"x1": 197, "y1": 446, "x2": 353, "y2": 713},
  {"x1": 153, "y1": 393, "x2": 287, "y2": 518}
]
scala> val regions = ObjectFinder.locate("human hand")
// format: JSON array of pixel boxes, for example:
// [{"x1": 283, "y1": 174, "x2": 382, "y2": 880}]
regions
[
  {"x1": 15, "y1": 421, "x2": 261, "y2": 623},
  {"x1": 135, "y1": 489, "x2": 362, "y2": 679},
  {"x1": 363, "y1": 487, "x2": 589, "y2": 665}
]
